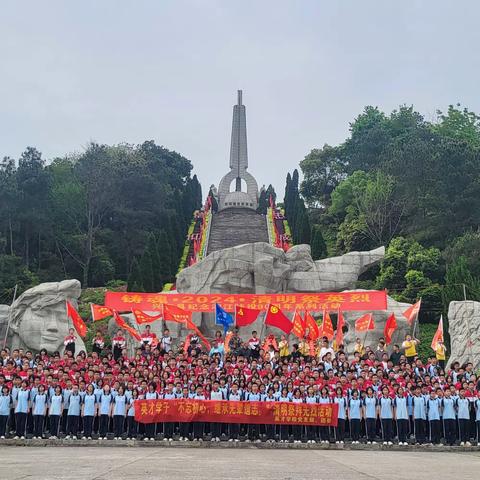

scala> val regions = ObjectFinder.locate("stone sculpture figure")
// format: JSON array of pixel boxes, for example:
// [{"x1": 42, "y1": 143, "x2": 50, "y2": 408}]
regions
[
  {"x1": 1, "y1": 279, "x2": 86, "y2": 355},
  {"x1": 447, "y1": 301, "x2": 480, "y2": 369},
  {"x1": 177, "y1": 242, "x2": 389, "y2": 343}
]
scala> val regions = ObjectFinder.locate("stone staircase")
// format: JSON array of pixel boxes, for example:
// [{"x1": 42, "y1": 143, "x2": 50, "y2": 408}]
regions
[{"x1": 207, "y1": 208, "x2": 269, "y2": 254}]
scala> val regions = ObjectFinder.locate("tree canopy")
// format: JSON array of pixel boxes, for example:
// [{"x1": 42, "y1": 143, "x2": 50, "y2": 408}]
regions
[
  {"x1": 295, "y1": 103, "x2": 480, "y2": 324},
  {"x1": 0, "y1": 141, "x2": 201, "y2": 300}
]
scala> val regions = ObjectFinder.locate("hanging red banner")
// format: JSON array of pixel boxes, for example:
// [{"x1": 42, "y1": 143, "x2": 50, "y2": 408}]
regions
[
  {"x1": 135, "y1": 399, "x2": 338, "y2": 426},
  {"x1": 105, "y1": 291, "x2": 386, "y2": 313}
]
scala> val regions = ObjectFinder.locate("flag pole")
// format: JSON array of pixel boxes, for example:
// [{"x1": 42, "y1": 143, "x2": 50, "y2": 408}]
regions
[
  {"x1": 412, "y1": 298, "x2": 421, "y2": 339},
  {"x1": 3, "y1": 284, "x2": 18, "y2": 348}
]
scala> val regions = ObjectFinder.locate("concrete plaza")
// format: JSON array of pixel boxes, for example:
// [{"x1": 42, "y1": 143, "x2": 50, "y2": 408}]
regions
[{"x1": 1, "y1": 446, "x2": 479, "y2": 480}]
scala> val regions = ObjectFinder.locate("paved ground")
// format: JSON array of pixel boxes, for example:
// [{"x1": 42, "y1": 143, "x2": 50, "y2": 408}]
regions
[{"x1": 1, "y1": 447, "x2": 479, "y2": 480}]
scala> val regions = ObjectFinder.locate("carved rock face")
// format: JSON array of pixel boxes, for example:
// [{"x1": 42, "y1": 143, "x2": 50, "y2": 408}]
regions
[
  {"x1": 176, "y1": 242, "x2": 390, "y2": 344},
  {"x1": 177, "y1": 242, "x2": 385, "y2": 295},
  {"x1": 1, "y1": 279, "x2": 86, "y2": 355},
  {"x1": 448, "y1": 301, "x2": 480, "y2": 369}
]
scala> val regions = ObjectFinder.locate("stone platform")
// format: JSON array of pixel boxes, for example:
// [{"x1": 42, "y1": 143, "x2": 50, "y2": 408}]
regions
[
  {"x1": 1, "y1": 437, "x2": 479, "y2": 451},
  {"x1": 1, "y1": 445, "x2": 479, "y2": 480}
]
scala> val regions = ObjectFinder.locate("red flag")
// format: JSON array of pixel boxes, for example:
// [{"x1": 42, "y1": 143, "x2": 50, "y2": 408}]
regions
[
  {"x1": 384, "y1": 313, "x2": 398, "y2": 345},
  {"x1": 90, "y1": 304, "x2": 113, "y2": 322},
  {"x1": 113, "y1": 311, "x2": 142, "y2": 341},
  {"x1": 183, "y1": 334, "x2": 192, "y2": 354},
  {"x1": 132, "y1": 309, "x2": 163, "y2": 325},
  {"x1": 264, "y1": 304, "x2": 292, "y2": 334},
  {"x1": 304, "y1": 311, "x2": 319, "y2": 341},
  {"x1": 355, "y1": 313, "x2": 375, "y2": 332},
  {"x1": 291, "y1": 310, "x2": 306, "y2": 339},
  {"x1": 235, "y1": 305, "x2": 260, "y2": 327},
  {"x1": 66, "y1": 301, "x2": 87, "y2": 338},
  {"x1": 163, "y1": 304, "x2": 191, "y2": 324},
  {"x1": 320, "y1": 311, "x2": 334, "y2": 341},
  {"x1": 224, "y1": 331, "x2": 234, "y2": 353},
  {"x1": 431, "y1": 316, "x2": 444, "y2": 351},
  {"x1": 403, "y1": 300, "x2": 421, "y2": 325},
  {"x1": 336, "y1": 310, "x2": 345, "y2": 347}
]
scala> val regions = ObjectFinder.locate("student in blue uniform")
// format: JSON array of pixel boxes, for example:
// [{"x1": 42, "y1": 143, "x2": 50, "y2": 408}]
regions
[
  {"x1": 426, "y1": 390, "x2": 442, "y2": 445},
  {"x1": 305, "y1": 386, "x2": 318, "y2": 443},
  {"x1": 112, "y1": 385, "x2": 127, "y2": 440},
  {"x1": 14, "y1": 380, "x2": 30, "y2": 439},
  {"x1": 348, "y1": 389, "x2": 362, "y2": 444},
  {"x1": 441, "y1": 389, "x2": 457, "y2": 446},
  {"x1": 278, "y1": 387, "x2": 290, "y2": 443},
  {"x1": 318, "y1": 387, "x2": 331, "y2": 444},
  {"x1": 98, "y1": 385, "x2": 113, "y2": 440},
  {"x1": 333, "y1": 387, "x2": 347, "y2": 444},
  {"x1": 66, "y1": 385, "x2": 82, "y2": 439},
  {"x1": 457, "y1": 389, "x2": 472, "y2": 446},
  {"x1": 82, "y1": 384, "x2": 97, "y2": 440},
  {"x1": 245, "y1": 383, "x2": 262, "y2": 442},
  {"x1": 48, "y1": 386, "x2": 63, "y2": 439},
  {"x1": 227, "y1": 383, "x2": 242, "y2": 442},
  {"x1": 363, "y1": 387, "x2": 378, "y2": 444},
  {"x1": 412, "y1": 387, "x2": 426, "y2": 444},
  {"x1": 393, "y1": 387, "x2": 409, "y2": 445},
  {"x1": 291, "y1": 389, "x2": 304, "y2": 443},
  {"x1": 144, "y1": 383, "x2": 159, "y2": 441},
  {"x1": 31, "y1": 384, "x2": 47, "y2": 439},
  {"x1": 0, "y1": 386, "x2": 12, "y2": 439},
  {"x1": 127, "y1": 389, "x2": 139, "y2": 440},
  {"x1": 192, "y1": 385, "x2": 205, "y2": 441},
  {"x1": 378, "y1": 387, "x2": 394, "y2": 445},
  {"x1": 209, "y1": 381, "x2": 223, "y2": 442},
  {"x1": 474, "y1": 394, "x2": 480, "y2": 445}
]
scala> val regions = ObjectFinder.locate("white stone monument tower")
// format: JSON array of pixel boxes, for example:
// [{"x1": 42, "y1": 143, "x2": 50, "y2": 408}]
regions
[{"x1": 217, "y1": 90, "x2": 259, "y2": 210}]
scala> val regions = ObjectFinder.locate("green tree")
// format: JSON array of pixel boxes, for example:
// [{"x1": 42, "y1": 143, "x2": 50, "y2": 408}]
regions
[
  {"x1": 310, "y1": 225, "x2": 327, "y2": 260},
  {"x1": 127, "y1": 257, "x2": 144, "y2": 292},
  {"x1": 300, "y1": 144, "x2": 346, "y2": 207}
]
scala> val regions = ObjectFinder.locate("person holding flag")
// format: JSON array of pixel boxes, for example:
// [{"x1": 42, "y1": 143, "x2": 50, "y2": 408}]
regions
[
  {"x1": 111, "y1": 329, "x2": 126, "y2": 361},
  {"x1": 431, "y1": 316, "x2": 446, "y2": 370},
  {"x1": 63, "y1": 328, "x2": 77, "y2": 357},
  {"x1": 402, "y1": 334, "x2": 420, "y2": 364}
]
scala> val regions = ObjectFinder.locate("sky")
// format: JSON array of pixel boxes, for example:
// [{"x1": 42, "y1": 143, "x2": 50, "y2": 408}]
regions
[{"x1": 1, "y1": 1, "x2": 479, "y2": 197}]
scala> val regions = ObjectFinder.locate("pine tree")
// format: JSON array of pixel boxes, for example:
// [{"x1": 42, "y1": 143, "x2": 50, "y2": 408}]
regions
[
  {"x1": 257, "y1": 189, "x2": 268, "y2": 214},
  {"x1": 191, "y1": 174, "x2": 203, "y2": 210},
  {"x1": 311, "y1": 225, "x2": 327, "y2": 260},
  {"x1": 266, "y1": 184, "x2": 276, "y2": 205},
  {"x1": 157, "y1": 230, "x2": 173, "y2": 285},
  {"x1": 146, "y1": 233, "x2": 162, "y2": 291},
  {"x1": 139, "y1": 249, "x2": 155, "y2": 292},
  {"x1": 127, "y1": 257, "x2": 144, "y2": 292}
]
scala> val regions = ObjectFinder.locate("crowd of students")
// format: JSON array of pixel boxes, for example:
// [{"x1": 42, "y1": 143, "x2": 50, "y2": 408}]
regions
[{"x1": 0, "y1": 325, "x2": 479, "y2": 446}]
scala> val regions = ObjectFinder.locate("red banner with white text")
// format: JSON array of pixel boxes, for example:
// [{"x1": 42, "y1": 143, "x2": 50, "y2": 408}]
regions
[
  {"x1": 106, "y1": 291, "x2": 386, "y2": 313},
  {"x1": 135, "y1": 399, "x2": 338, "y2": 426}
]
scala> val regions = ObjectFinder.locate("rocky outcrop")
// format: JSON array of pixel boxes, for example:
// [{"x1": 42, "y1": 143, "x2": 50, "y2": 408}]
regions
[
  {"x1": 177, "y1": 242, "x2": 385, "y2": 295},
  {"x1": 447, "y1": 301, "x2": 480, "y2": 369},
  {"x1": 0, "y1": 280, "x2": 86, "y2": 355},
  {"x1": 176, "y1": 242, "x2": 387, "y2": 343}
]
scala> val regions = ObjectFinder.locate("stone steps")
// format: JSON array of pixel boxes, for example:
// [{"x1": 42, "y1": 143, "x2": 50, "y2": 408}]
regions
[{"x1": 207, "y1": 208, "x2": 269, "y2": 254}]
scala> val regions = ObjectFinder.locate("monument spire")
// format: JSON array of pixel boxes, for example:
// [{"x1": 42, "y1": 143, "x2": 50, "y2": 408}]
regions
[{"x1": 218, "y1": 90, "x2": 259, "y2": 211}]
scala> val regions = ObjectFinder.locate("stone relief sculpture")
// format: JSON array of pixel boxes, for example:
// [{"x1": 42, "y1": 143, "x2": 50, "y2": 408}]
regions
[
  {"x1": 0, "y1": 279, "x2": 86, "y2": 355},
  {"x1": 448, "y1": 301, "x2": 480, "y2": 369},
  {"x1": 177, "y1": 242, "x2": 392, "y2": 344}
]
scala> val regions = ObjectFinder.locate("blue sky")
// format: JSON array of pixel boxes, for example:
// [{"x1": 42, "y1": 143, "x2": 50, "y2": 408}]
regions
[{"x1": 1, "y1": 1, "x2": 479, "y2": 196}]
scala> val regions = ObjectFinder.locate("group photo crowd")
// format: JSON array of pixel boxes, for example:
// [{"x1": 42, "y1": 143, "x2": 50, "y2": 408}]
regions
[{"x1": 1, "y1": 324, "x2": 480, "y2": 447}]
